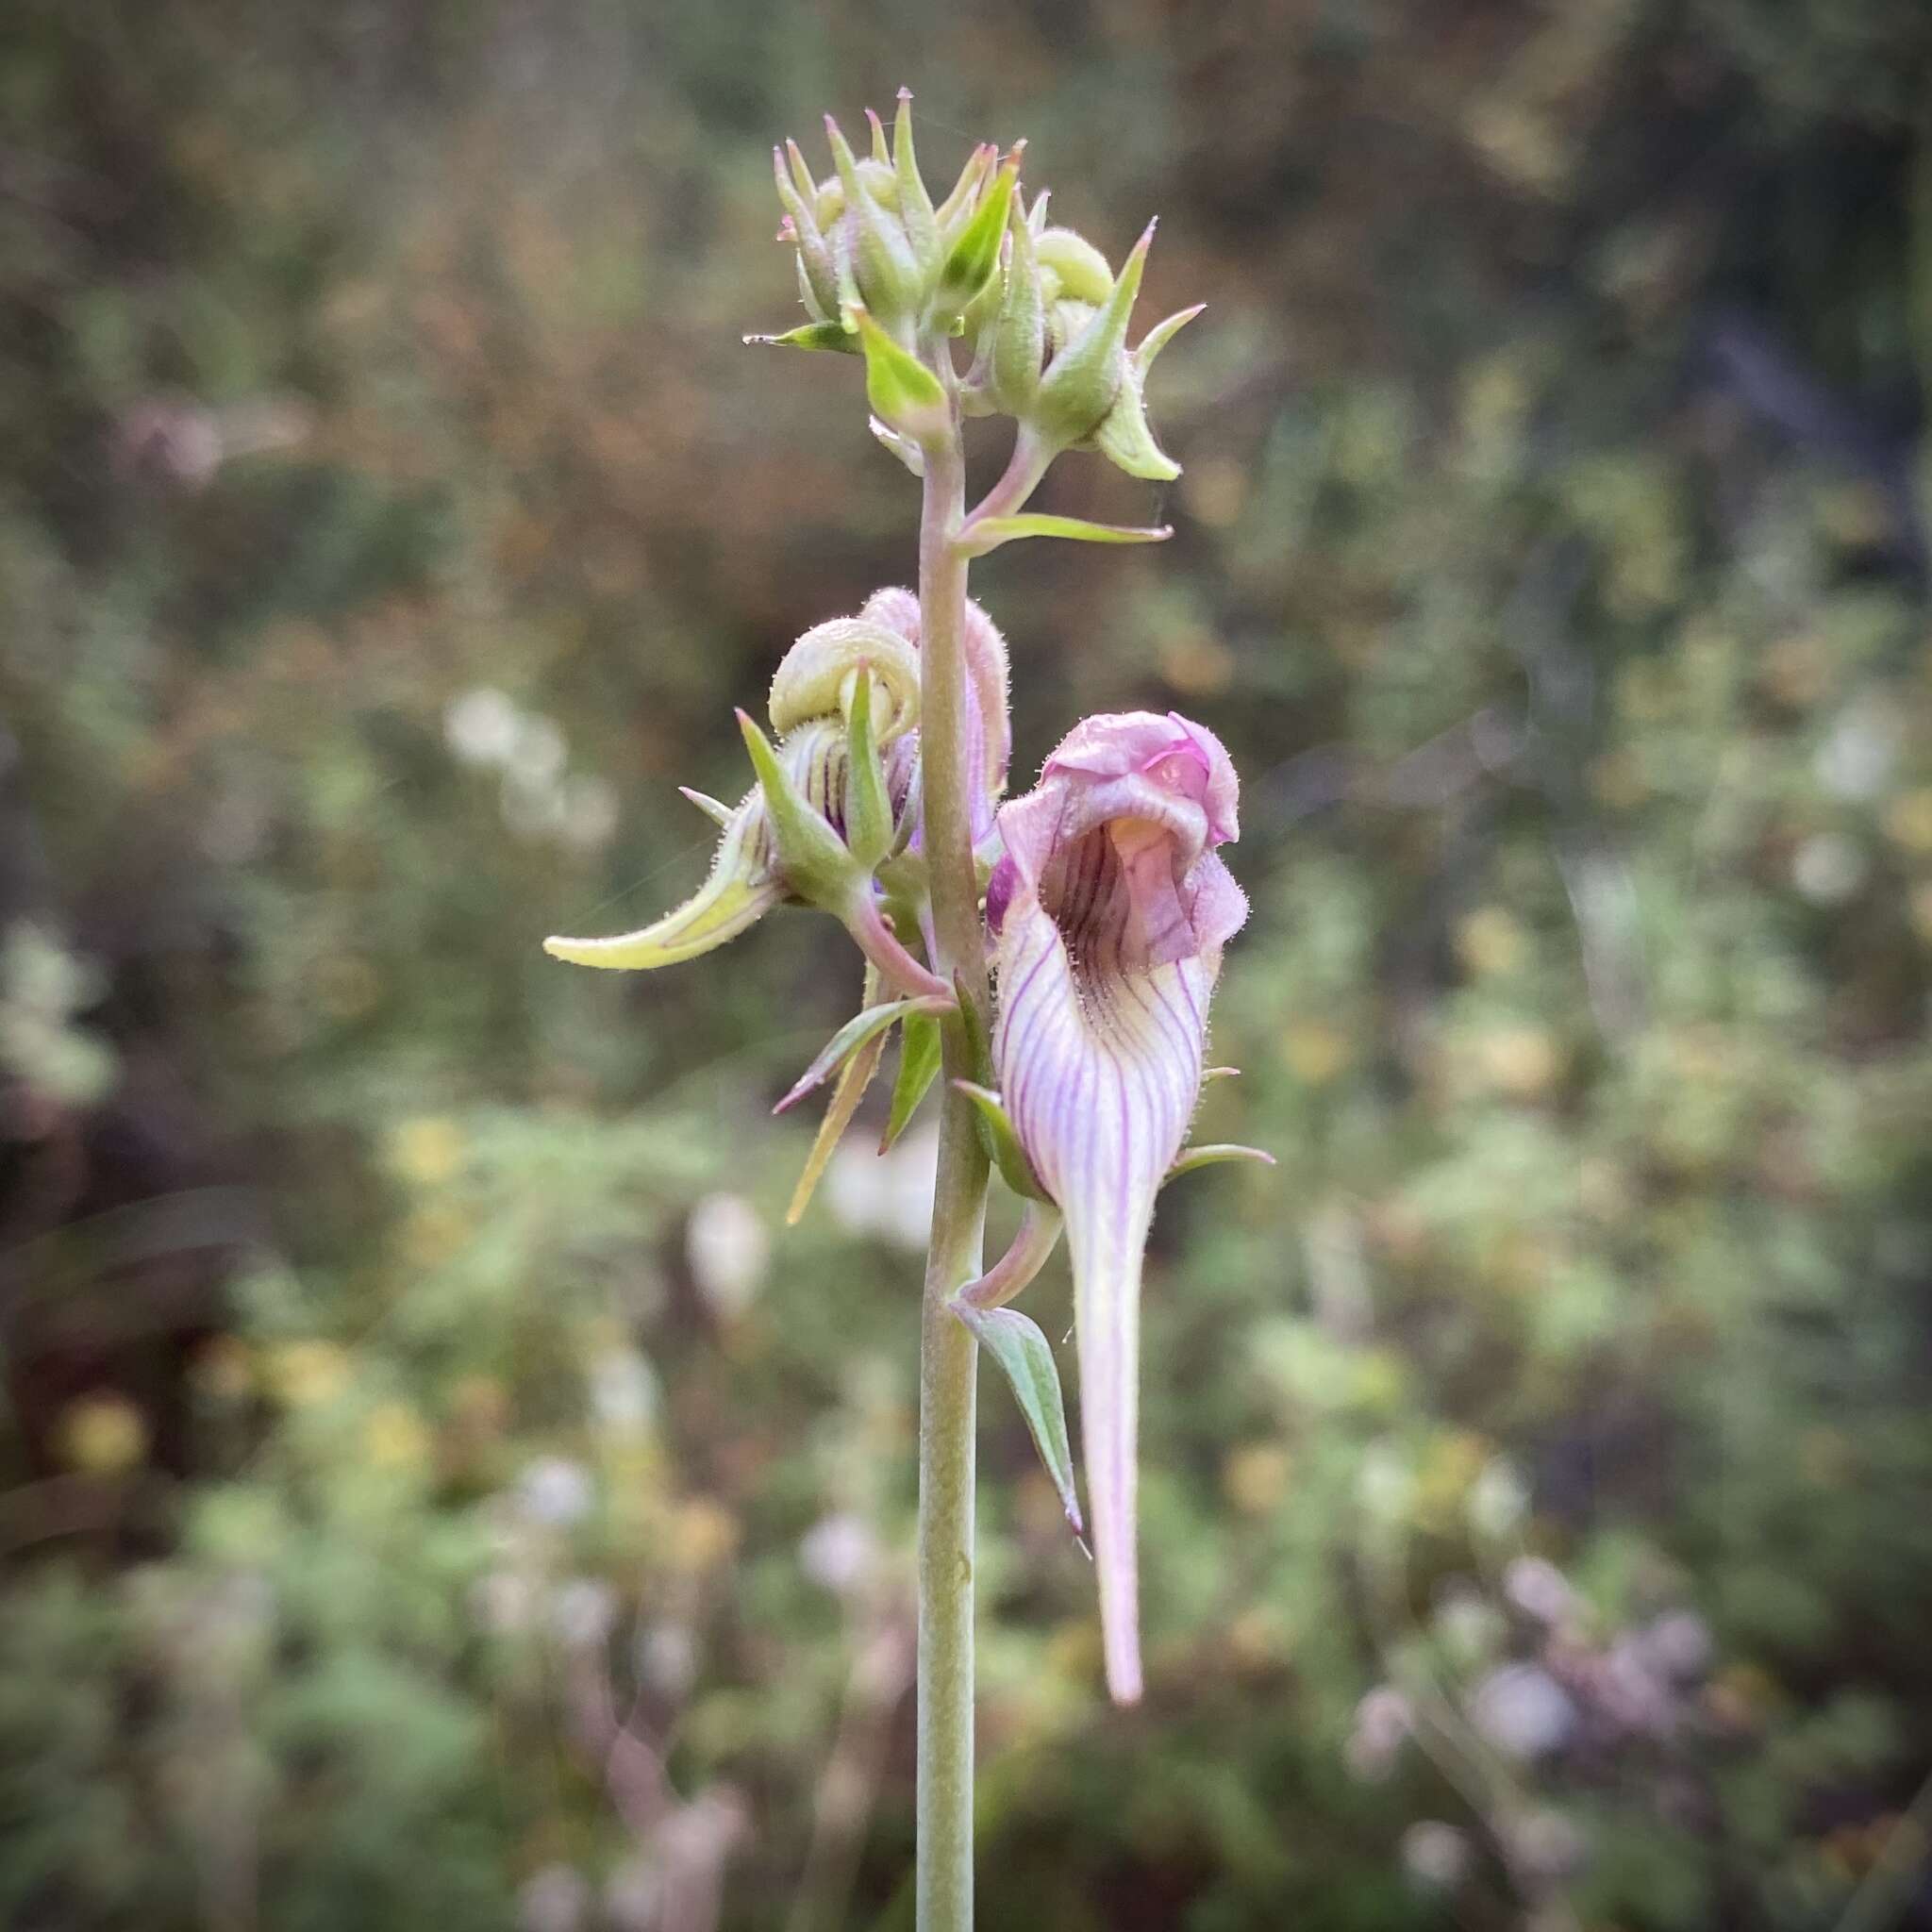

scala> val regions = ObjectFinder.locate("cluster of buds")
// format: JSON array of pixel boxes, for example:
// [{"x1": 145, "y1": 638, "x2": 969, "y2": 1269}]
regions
[
  {"x1": 550, "y1": 98, "x2": 1265, "y2": 1707},
  {"x1": 753, "y1": 92, "x2": 1200, "y2": 511}
]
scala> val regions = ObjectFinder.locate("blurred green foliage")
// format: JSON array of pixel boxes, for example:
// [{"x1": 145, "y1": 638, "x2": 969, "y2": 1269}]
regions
[{"x1": 3, "y1": 2, "x2": 1932, "y2": 1927}]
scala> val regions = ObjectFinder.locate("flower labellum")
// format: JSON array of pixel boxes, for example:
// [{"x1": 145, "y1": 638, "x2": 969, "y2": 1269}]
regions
[{"x1": 987, "y1": 711, "x2": 1246, "y2": 1702}]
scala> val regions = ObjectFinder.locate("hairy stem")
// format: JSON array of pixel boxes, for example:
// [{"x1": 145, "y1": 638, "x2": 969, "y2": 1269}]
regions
[{"x1": 915, "y1": 406, "x2": 991, "y2": 1932}]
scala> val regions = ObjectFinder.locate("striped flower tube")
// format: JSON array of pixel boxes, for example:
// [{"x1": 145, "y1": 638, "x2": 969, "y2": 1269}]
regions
[{"x1": 987, "y1": 710, "x2": 1246, "y2": 1703}]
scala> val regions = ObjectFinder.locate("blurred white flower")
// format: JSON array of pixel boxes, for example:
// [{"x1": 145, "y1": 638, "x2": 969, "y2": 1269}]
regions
[
  {"x1": 550, "y1": 1576, "x2": 618, "y2": 1650},
  {"x1": 1401, "y1": 1821, "x2": 1472, "y2": 1890},
  {"x1": 1355, "y1": 1442, "x2": 1415, "y2": 1527},
  {"x1": 638, "y1": 1621, "x2": 697, "y2": 1698},
  {"x1": 444, "y1": 687, "x2": 525, "y2": 767},
  {"x1": 1466, "y1": 1456, "x2": 1528, "y2": 1541},
  {"x1": 686, "y1": 1191, "x2": 770, "y2": 1318},
  {"x1": 824, "y1": 1122, "x2": 940, "y2": 1251},
  {"x1": 1791, "y1": 832, "x2": 1866, "y2": 904},
  {"x1": 518, "y1": 1863, "x2": 590, "y2": 1932},
  {"x1": 589, "y1": 1348, "x2": 658, "y2": 1436},
  {"x1": 1815, "y1": 704, "x2": 1898, "y2": 801},
  {"x1": 800, "y1": 1511, "x2": 877, "y2": 1596},
  {"x1": 1504, "y1": 1555, "x2": 1577, "y2": 1627},
  {"x1": 472, "y1": 1569, "x2": 539, "y2": 1635},
  {"x1": 1345, "y1": 1685, "x2": 1412, "y2": 1780},
  {"x1": 517, "y1": 1456, "x2": 595, "y2": 1528},
  {"x1": 1641, "y1": 1608, "x2": 1713, "y2": 1681},
  {"x1": 508, "y1": 713, "x2": 569, "y2": 788},
  {"x1": 1508, "y1": 1807, "x2": 1588, "y2": 1883},
  {"x1": 1471, "y1": 1663, "x2": 1575, "y2": 1759},
  {"x1": 558, "y1": 774, "x2": 620, "y2": 850},
  {"x1": 1597, "y1": 1635, "x2": 1677, "y2": 1736},
  {"x1": 603, "y1": 1856, "x2": 662, "y2": 1932},
  {"x1": 1434, "y1": 1581, "x2": 1504, "y2": 1666},
  {"x1": 499, "y1": 769, "x2": 572, "y2": 841}
]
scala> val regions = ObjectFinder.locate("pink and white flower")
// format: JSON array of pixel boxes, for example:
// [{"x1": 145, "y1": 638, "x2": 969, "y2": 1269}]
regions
[{"x1": 988, "y1": 710, "x2": 1246, "y2": 1701}]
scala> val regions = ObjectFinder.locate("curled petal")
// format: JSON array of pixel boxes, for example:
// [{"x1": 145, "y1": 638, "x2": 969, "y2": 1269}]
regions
[
  {"x1": 546, "y1": 793, "x2": 780, "y2": 970},
  {"x1": 770, "y1": 617, "x2": 921, "y2": 741},
  {"x1": 990, "y1": 709, "x2": 1247, "y2": 1703}
]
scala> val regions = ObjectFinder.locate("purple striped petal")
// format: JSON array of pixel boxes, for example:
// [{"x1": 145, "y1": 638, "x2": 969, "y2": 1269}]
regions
[
  {"x1": 990, "y1": 711, "x2": 1245, "y2": 1703},
  {"x1": 861, "y1": 586, "x2": 1011, "y2": 842}
]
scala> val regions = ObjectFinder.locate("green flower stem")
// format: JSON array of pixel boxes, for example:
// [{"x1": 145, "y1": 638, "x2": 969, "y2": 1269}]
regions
[
  {"x1": 915, "y1": 392, "x2": 992, "y2": 1932},
  {"x1": 963, "y1": 426, "x2": 1053, "y2": 533}
]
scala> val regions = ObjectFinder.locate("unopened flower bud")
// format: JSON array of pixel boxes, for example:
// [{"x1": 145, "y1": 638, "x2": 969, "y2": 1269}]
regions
[
  {"x1": 1036, "y1": 227, "x2": 1113, "y2": 306},
  {"x1": 1034, "y1": 222, "x2": 1153, "y2": 445},
  {"x1": 988, "y1": 198, "x2": 1045, "y2": 415}
]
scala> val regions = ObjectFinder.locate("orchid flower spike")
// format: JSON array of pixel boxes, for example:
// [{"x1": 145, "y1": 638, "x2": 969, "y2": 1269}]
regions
[{"x1": 987, "y1": 710, "x2": 1247, "y2": 1702}]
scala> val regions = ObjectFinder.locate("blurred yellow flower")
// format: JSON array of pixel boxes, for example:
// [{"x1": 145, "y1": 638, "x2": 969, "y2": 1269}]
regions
[
  {"x1": 57, "y1": 1393, "x2": 148, "y2": 1474},
  {"x1": 1759, "y1": 633, "x2": 1832, "y2": 709},
  {"x1": 1456, "y1": 907, "x2": 1526, "y2": 977},
  {"x1": 1044, "y1": 1618, "x2": 1103, "y2": 1685},
  {"x1": 397, "y1": 1202, "x2": 471, "y2": 1272},
  {"x1": 1474, "y1": 1024, "x2": 1562, "y2": 1098},
  {"x1": 364, "y1": 1400, "x2": 433, "y2": 1474},
  {"x1": 1280, "y1": 1019, "x2": 1351, "y2": 1086},
  {"x1": 668, "y1": 1498, "x2": 741, "y2": 1574},
  {"x1": 1225, "y1": 1607, "x2": 1292, "y2": 1674},
  {"x1": 192, "y1": 1335, "x2": 257, "y2": 1401},
  {"x1": 269, "y1": 1340, "x2": 353, "y2": 1409},
  {"x1": 1222, "y1": 1442, "x2": 1293, "y2": 1517},
  {"x1": 1158, "y1": 628, "x2": 1236, "y2": 697},
  {"x1": 1414, "y1": 1429, "x2": 1490, "y2": 1529},
  {"x1": 1179, "y1": 458, "x2": 1248, "y2": 529},
  {"x1": 1882, "y1": 788, "x2": 1932, "y2": 854},
  {"x1": 386, "y1": 1115, "x2": 467, "y2": 1188}
]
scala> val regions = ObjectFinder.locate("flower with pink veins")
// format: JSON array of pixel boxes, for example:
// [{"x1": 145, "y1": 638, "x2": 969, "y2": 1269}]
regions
[{"x1": 987, "y1": 710, "x2": 1246, "y2": 1702}]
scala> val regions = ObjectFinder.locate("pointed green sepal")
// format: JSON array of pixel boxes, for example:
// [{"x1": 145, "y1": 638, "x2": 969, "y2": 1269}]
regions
[
  {"x1": 842, "y1": 668, "x2": 893, "y2": 869},
  {"x1": 1036, "y1": 219, "x2": 1155, "y2": 446},
  {"x1": 786, "y1": 967, "x2": 885, "y2": 1224},
  {"x1": 960, "y1": 513, "x2": 1173, "y2": 557},
  {"x1": 678, "y1": 786, "x2": 734, "y2": 828},
  {"x1": 774, "y1": 992, "x2": 950, "y2": 1115},
  {"x1": 1091, "y1": 363, "x2": 1181, "y2": 481},
  {"x1": 937, "y1": 156, "x2": 1018, "y2": 318},
  {"x1": 881, "y1": 1009, "x2": 942, "y2": 1149},
  {"x1": 951, "y1": 1301, "x2": 1083, "y2": 1532},
  {"x1": 1165, "y1": 1142, "x2": 1277, "y2": 1182},
  {"x1": 891, "y1": 91, "x2": 940, "y2": 275},
  {"x1": 737, "y1": 710, "x2": 861, "y2": 908},
  {"x1": 848, "y1": 304, "x2": 949, "y2": 441},
  {"x1": 784, "y1": 139, "x2": 818, "y2": 207},
  {"x1": 954, "y1": 1079, "x2": 1052, "y2": 1201},
  {"x1": 544, "y1": 799, "x2": 779, "y2": 970},
  {"x1": 870, "y1": 413, "x2": 925, "y2": 476},
  {"x1": 744, "y1": 322, "x2": 858, "y2": 354},
  {"x1": 773, "y1": 147, "x2": 840, "y2": 320},
  {"x1": 825, "y1": 115, "x2": 922, "y2": 322},
  {"x1": 1134, "y1": 303, "x2": 1205, "y2": 379},
  {"x1": 936, "y1": 144, "x2": 994, "y2": 237}
]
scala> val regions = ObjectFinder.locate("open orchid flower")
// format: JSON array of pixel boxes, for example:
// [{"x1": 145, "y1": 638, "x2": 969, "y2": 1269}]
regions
[{"x1": 986, "y1": 710, "x2": 1247, "y2": 1703}]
